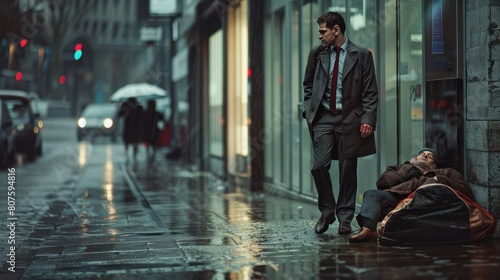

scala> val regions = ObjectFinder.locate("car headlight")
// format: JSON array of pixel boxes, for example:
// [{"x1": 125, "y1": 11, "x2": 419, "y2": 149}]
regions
[
  {"x1": 77, "y1": 118, "x2": 87, "y2": 128},
  {"x1": 103, "y1": 118, "x2": 113, "y2": 128}
]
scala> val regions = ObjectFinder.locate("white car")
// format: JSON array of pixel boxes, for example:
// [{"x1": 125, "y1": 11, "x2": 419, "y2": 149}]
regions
[{"x1": 77, "y1": 103, "x2": 121, "y2": 142}]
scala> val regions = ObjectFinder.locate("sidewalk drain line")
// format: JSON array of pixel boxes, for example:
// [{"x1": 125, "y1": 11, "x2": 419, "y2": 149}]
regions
[{"x1": 121, "y1": 163, "x2": 168, "y2": 229}]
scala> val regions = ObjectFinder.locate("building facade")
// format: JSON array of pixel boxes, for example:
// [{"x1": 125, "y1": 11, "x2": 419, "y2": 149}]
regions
[
  {"x1": 3, "y1": 0, "x2": 152, "y2": 116},
  {"x1": 172, "y1": 0, "x2": 499, "y2": 236}
]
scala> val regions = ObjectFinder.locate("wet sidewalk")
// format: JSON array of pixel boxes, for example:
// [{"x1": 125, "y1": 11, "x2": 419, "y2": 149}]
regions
[{"x1": 2, "y1": 143, "x2": 500, "y2": 279}]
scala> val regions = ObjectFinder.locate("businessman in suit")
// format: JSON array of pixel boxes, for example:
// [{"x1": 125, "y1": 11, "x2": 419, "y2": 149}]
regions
[{"x1": 302, "y1": 11, "x2": 378, "y2": 234}]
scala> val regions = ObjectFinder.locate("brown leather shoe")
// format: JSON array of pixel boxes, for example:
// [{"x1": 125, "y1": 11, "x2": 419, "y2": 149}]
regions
[{"x1": 349, "y1": 227, "x2": 378, "y2": 243}]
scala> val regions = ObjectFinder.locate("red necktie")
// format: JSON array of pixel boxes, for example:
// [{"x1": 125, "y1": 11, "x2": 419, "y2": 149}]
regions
[{"x1": 330, "y1": 46, "x2": 341, "y2": 112}]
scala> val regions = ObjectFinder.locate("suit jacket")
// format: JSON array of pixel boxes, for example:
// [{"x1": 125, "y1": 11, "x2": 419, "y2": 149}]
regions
[{"x1": 302, "y1": 41, "x2": 378, "y2": 159}]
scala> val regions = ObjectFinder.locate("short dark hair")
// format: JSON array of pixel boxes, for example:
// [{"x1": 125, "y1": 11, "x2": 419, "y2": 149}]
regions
[{"x1": 317, "y1": 11, "x2": 346, "y2": 34}]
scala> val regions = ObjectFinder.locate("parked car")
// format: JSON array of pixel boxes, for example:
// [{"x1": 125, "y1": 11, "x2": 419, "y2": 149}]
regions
[
  {"x1": 0, "y1": 90, "x2": 43, "y2": 161},
  {"x1": 0, "y1": 99, "x2": 16, "y2": 168},
  {"x1": 77, "y1": 103, "x2": 120, "y2": 142}
]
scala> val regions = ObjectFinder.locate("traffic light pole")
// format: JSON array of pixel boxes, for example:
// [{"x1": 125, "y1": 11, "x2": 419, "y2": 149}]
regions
[
  {"x1": 71, "y1": 71, "x2": 78, "y2": 117},
  {"x1": 162, "y1": 18, "x2": 176, "y2": 144},
  {"x1": 147, "y1": 0, "x2": 179, "y2": 147}
]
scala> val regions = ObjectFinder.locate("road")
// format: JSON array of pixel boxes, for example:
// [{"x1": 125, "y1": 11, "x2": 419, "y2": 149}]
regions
[{"x1": 0, "y1": 118, "x2": 499, "y2": 279}]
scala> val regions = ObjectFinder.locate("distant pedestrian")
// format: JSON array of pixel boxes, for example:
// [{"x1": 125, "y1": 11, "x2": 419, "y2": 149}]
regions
[
  {"x1": 118, "y1": 97, "x2": 143, "y2": 159},
  {"x1": 142, "y1": 100, "x2": 164, "y2": 162},
  {"x1": 302, "y1": 11, "x2": 379, "y2": 235}
]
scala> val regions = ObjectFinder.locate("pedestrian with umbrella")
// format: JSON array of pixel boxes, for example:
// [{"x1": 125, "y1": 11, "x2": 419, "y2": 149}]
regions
[
  {"x1": 118, "y1": 97, "x2": 144, "y2": 160},
  {"x1": 110, "y1": 83, "x2": 166, "y2": 102}
]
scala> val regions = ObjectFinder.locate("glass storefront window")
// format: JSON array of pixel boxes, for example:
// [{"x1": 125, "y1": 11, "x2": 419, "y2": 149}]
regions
[
  {"x1": 399, "y1": 0, "x2": 424, "y2": 160},
  {"x1": 322, "y1": 0, "x2": 380, "y2": 198},
  {"x1": 264, "y1": 9, "x2": 286, "y2": 184},
  {"x1": 208, "y1": 30, "x2": 224, "y2": 158},
  {"x1": 261, "y1": 0, "x2": 438, "y2": 204},
  {"x1": 299, "y1": 1, "x2": 318, "y2": 196},
  {"x1": 227, "y1": 3, "x2": 249, "y2": 173}
]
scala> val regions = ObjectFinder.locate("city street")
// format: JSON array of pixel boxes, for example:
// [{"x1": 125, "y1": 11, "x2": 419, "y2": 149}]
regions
[{"x1": 1, "y1": 118, "x2": 499, "y2": 279}]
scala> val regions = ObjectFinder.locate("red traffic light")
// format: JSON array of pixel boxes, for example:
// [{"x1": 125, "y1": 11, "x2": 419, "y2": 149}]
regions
[
  {"x1": 59, "y1": 75, "x2": 66, "y2": 85},
  {"x1": 74, "y1": 43, "x2": 82, "y2": 51},
  {"x1": 15, "y1": 72, "x2": 22, "y2": 81},
  {"x1": 20, "y1": 39, "x2": 27, "y2": 47}
]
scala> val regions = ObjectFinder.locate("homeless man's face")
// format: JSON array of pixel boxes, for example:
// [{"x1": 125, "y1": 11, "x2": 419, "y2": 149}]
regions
[
  {"x1": 417, "y1": 151, "x2": 435, "y2": 164},
  {"x1": 410, "y1": 151, "x2": 436, "y2": 168}
]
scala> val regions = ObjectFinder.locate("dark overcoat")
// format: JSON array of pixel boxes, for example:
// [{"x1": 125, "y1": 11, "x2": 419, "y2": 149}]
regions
[
  {"x1": 302, "y1": 41, "x2": 378, "y2": 159},
  {"x1": 118, "y1": 101, "x2": 143, "y2": 144}
]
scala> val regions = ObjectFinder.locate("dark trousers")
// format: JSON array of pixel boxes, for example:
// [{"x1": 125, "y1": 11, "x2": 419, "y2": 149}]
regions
[
  {"x1": 310, "y1": 108, "x2": 357, "y2": 225},
  {"x1": 356, "y1": 190, "x2": 408, "y2": 231}
]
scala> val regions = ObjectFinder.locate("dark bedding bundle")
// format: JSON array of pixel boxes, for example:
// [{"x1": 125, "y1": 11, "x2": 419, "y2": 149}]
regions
[{"x1": 378, "y1": 183, "x2": 496, "y2": 245}]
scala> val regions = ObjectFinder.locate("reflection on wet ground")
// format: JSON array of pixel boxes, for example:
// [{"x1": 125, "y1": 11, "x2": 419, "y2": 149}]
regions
[{"x1": 4, "y1": 142, "x2": 500, "y2": 279}]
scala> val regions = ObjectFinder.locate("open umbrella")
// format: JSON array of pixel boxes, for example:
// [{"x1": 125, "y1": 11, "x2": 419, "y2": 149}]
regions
[{"x1": 110, "y1": 83, "x2": 166, "y2": 102}]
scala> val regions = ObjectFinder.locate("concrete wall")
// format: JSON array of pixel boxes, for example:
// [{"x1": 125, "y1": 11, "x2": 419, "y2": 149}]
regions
[{"x1": 466, "y1": 0, "x2": 500, "y2": 237}]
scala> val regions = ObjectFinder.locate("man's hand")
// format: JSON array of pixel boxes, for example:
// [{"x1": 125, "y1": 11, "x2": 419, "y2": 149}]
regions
[
  {"x1": 360, "y1": 123, "x2": 374, "y2": 138},
  {"x1": 408, "y1": 166, "x2": 423, "y2": 179}
]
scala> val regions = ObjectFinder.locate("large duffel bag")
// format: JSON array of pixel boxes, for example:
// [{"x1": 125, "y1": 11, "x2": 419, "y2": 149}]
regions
[{"x1": 378, "y1": 183, "x2": 496, "y2": 245}]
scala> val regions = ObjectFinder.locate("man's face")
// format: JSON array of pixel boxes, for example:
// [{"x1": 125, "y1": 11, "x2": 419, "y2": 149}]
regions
[
  {"x1": 318, "y1": 23, "x2": 339, "y2": 47},
  {"x1": 412, "y1": 151, "x2": 435, "y2": 165}
]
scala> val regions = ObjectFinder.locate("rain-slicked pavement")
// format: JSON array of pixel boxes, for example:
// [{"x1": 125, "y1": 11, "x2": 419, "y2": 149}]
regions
[{"x1": 1, "y1": 121, "x2": 500, "y2": 279}]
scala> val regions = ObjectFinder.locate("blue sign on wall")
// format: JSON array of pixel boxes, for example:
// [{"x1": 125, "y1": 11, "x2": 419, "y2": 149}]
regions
[{"x1": 431, "y1": 0, "x2": 444, "y2": 54}]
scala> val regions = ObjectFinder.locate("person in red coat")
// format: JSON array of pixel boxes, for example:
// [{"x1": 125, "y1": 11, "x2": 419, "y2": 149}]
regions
[
  {"x1": 349, "y1": 148, "x2": 474, "y2": 243},
  {"x1": 142, "y1": 100, "x2": 164, "y2": 162}
]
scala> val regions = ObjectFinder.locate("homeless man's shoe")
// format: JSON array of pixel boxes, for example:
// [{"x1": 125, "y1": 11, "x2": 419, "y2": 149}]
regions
[
  {"x1": 315, "y1": 214, "x2": 335, "y2": 234},
  {"x1": 338, "y1": 223, "x2": 352, "y2": 235},
  {"x1": 348, "y1": 227, "x2": 378, "y2": 243}
]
